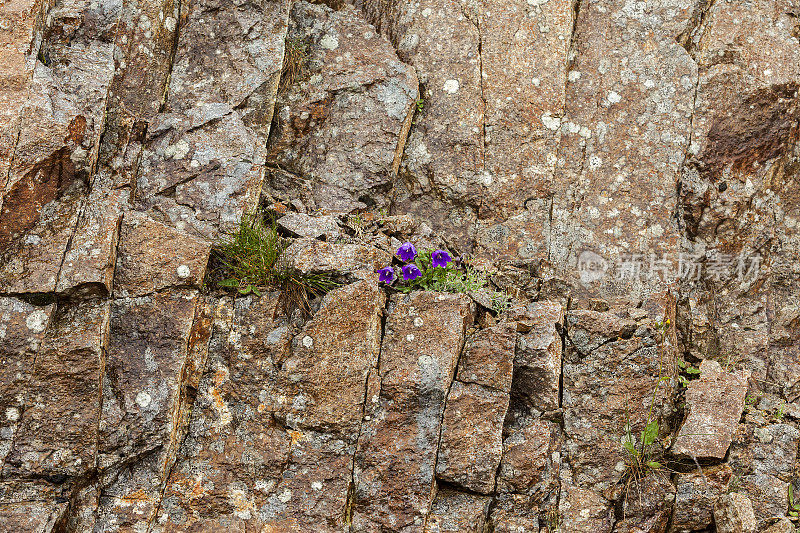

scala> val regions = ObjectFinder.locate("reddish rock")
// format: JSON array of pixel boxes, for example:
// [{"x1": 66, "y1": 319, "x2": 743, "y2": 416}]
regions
[
  {"x1": 0, "y1": 298, "x2": 54, "y2": 467},
  {"x1": 435, "y1": 381, "x2": 509, "y2": 494},
  {"x1": 266, "y1": 2, "x2": 418, "y2": 211},
  {"x1": 488, "y1": 493, "x2": 541, "y2": 533},
  {"x1": 559, "y1": 485, "x2": 614, "y2": 533},
  {"x1": 497, "y1": 415, "x2": 559, "y2": 498},
  {"x1": 614, "y1": 476, "x2": 675, "y2": 533},
  {"x1": 352, "y1": 292, "x2": 473, "y2": 532},
  {"x1": 714, "y1": 493, "x2": 757, "y2": 533},
  {"x1": 275, "y1": 280, "x2": 385, "y2": 439},
  {"x1": 280, "y1": 238, "x2": 391, "y2": 280},
  {"x1": 3, "y1": 299, "x2": 109, "y2": 479},
  {"x1": 672, "y1": 360, "x2": 749, "y2": 460},
  {"x1": 113, "y1": 211, "x2": 211, "y2": 297},
  {"x1": 456, "y1": 323, "x2": 515, "y2": 392},
  {"x1": 673, "y1": 464, "x2": 733, "y2": 531},
  {"x1": 423, "y1": 488, "x2": 490, "y2": 533},
  {"x1": 513, "y1": 301, "x2": 564, "y2": 412}
]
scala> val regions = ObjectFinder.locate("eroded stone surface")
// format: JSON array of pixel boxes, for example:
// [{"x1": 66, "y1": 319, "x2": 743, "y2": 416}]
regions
[
  {"x1": 457, "y1": 322, "x2": 515, "y2": 392},
  {"x1": 714, "y1": 493, "x2": 757, "y2": 533},
  {"x1": 673, "y1": 464, "x2": 733, "y2": 531},
  {"x1": 513, "y1": 301, "x2": 564, "y2": 412},
  {"x1": 672, "y1": 360, "x2": 749, "y2": 460},
  {"x1": 423, "y1": 488, "x2": 490, "y2": 533}
]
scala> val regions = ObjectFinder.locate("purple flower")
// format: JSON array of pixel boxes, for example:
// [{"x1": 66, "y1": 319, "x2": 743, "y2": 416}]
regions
[
  {"x1": 431, "y1": 249, "x2": 452, "y2": 268},
  {"x1": 402, "y1": 264, "x2": 422, "y2": 281},
  {"x1": 378, "y1": 266, "x2": 395, "y2": 284},
  {"x1": 396, "y1": 242, "x2": 417, "y2": 262}
]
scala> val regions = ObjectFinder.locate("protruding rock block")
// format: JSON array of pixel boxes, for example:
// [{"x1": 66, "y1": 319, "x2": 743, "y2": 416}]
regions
[
  {"x1": 436, "y1": 381, "x2": 508, "y2": 494},
  {"x1": 457, "y1": 322, "x2": 515, "y2": 393},
  {"x1": 513, "y1": 301, "x2": 564, "y2": 412},
  {"x1": 559, "y1": 485, "x2": 614, "y2": 533},
  {"x1": 113, "y1": 211, "x2": 211, "y2": 297},
  {"x1": 714, "y1": 493, "x2": 757, "y2": 533},
  {"x1": 281, "y1": 238, "x2": 391, "y2": 280},
  {"x1": 672, "y1": 360, "x2": 749, "y2": 460},
  {"x1": 423, "y1": 488, "x2": 491, "y2": 533},
  {"x1": 276, "y1": 280, "x2": 385, "y2": 439},
  {"x1": 352, "y1": 291, "x2": 473, "y2": 532},
  {"x1": 673, "y1": 464, "x2": 733, "y2": 531}
]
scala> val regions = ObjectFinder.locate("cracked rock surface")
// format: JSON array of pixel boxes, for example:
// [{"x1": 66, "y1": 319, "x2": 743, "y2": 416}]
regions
[{"x1": 1, "y1": 0, "x2": 800, "y2": 531}]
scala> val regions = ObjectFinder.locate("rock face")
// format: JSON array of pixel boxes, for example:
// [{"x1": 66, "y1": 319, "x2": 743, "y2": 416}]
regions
[{"x1": 1, "y1": 0, "x2": 800, "y2": 531}]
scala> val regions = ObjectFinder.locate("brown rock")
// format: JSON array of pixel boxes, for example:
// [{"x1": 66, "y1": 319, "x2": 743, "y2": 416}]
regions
[
  {"x1": 3, "y1": 299, "x2": 109, "y2": 479},
  {"x1": 672, "y1": 360, "x2": 749, "y2": 460},
  {"x1": 497, "y1": 415, "x2": 559, "y2": 498},
  {"x1": 764, "y1": 518, "x2": 795, "y2": 533},
  {"x1": 487, "y1": 493, "x2": 541, "y2": 533},
  {"x1": 135, "y1": 0, "x2": 291, "y2": 239},
  {"x1": 281, "y1": 237, "x2": 391, "y2": 279},
  {"x1": 673, "y1": 464, "x2": 733, "y2": 531},
  {"x1": 714, "y1": 493, "x2": 757, "y2": 533},
  {"x1": 277, "y1": 212, "x2": 340, "y2": 239},
  {"x1": 352, "y1": 292, "x2": 473, "y2": 532},
  {"x1": 456, "y1": 322, "x2": 515, "y2": 392},
  {"x1": 563, "y1": 306, "x2": 675, "y2": 494},
  {"x1": 267, "y1": 2, "x2": 418, "y2": 211},
  {"x1": 435, "y1": 381, "x2": 509, "y2": 494},
  {"x1": 99, "y1": 290, "x2": 199, "y2": 467},
  {"x1": 113, "y1": 211, "x2": 211, "y2": 297},
  {"x1": 614, "y1": 476, "x2": 674, "y2": 533},
  {"x1": 423, "y1": 488, "x2": 490, "y2": 533},
  {"x1": 0, "y1": 298, "x2": 54, "y2": 467},
  {"x1": 559, "y1": 485, "x2": 614, "y2": 533},
  {"x1": 56, "y1": 186, "x2": 126, "y2": 295},
  {"x1": 276, "y1": 280, "x2": 385, "y2": 439},
  {"x1": 513, "y1": 301, "x2": 564, "y2": 411}
]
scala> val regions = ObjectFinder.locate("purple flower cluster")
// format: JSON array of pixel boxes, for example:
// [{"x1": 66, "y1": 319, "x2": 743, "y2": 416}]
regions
[{"x1": 376, "y1": 242, "x2": 452, "y2": 286}]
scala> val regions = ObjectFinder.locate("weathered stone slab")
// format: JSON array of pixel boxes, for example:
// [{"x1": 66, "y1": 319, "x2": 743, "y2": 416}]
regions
[
  {"x1": 672, "y1": 360, "x2": 749, "y2": 460},
  {"x1": 456, "y1": 322, "x2": 515, "y2": 392},
  {"x1": 56, "y1": 186, "x2": 126, "y2": 295},
  {"x1": 113, "y1": 211, "x2": 211, "y2": 297},
  {"x1": 563, "y1": 307, "x2": 675, "y2": 494},
  {"x1": 267, "y1": 2, "x2": 418, "y2": 211},
  {"x1": 435, "y1": 381, "x2": 508, "y2": 494},
  {"x1": 135, "y1": 0, "x2": 291, "y2": 239},
  {"x1": 513, "y1": 301, "x2": 564, "y2": 412},
  {"x1": 559, "y1": 485, "x2": 614, "y2": 533},
  {"x1": 714, "y1": 493, "x2": 757, "y2": 533},
  {"x1": 614, "y1": 476, "x2": 674, "y2": 533},
  {"x1": 3, "y1": 299, "x2": 109, "y2": 479},
  {"x1": 277, "y1": 212, "x2": 340, "y2": 239},
  {"x1": 673, "y1": 464, "x2": 733, "y2": 532},
  {"x1": 276, "y1": 280, "x2": 384, "y2": 439},
  {"x1": 352, "y1": 291, "x2": 473, "y2": 532},
  {"x1": 487, "y1": 493, "x2": 541, "y2": 533},
  {"x1": 423, "y1": 488, "x2": 490, "y2": 533},
  {"x1": 497, "y1": 414, "x2": 559, "y2": 499},
  {"x1": 153, "y1": 294, "x2": 293, "y2": 532},
  {"x1": 0, "y1": 481, "x2": 67, "y2": 533},
  {"x1": 281, "y1": 238, "x2": 391, "y2": 279},
  {"x1": 0, "y1": 298, "x2": 54, "y2": 467},
  {"x1": 99, "y1": 290, "x2": 199, "y2": 467}
]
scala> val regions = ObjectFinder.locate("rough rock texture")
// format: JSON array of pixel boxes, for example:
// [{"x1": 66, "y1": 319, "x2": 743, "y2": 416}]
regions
[
  {"x1": 672, "y1": 359, "x2": 750, "y2": 460},
  {"x1": 1, "y1": 0, "x2": 800, "y2": 530}
]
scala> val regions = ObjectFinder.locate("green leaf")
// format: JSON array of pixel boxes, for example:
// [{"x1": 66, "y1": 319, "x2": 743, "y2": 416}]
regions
[
  {"x1": 790, "y1": 485, "x2": 795, "y2": 507},
  {"x1": 677, "y1": 359, "x2": 686, "y2": 368},
  {"x1": 252, "y1": 286, "x2": 262, "y2": 297},
  {"x1": 218, "y1": 278, "x2": 240, "y2": 288},
  {"x1": 686, "y1": 366, "x2": 701, "y2": 374},
  {"x1": 641, "y1": 420, "x2": 659, "y2": 446},
  {"x1": 238, "y1": 284, "x2": 253, "y2": 295},
  {"x1": 623, "y1": 439, "x2": 638, "y2": 457},
  {"x1": 646, "y1": 461, "x2": 662, "y2": 470},
  {"x1": 790, "y1": 510, "x2": 798, "y2": 517}
]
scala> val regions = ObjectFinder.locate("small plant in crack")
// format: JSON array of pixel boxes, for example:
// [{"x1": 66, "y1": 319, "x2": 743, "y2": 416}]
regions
[
  {"x1": 209, "y1": 212, "x2": 337, "y2": 311},
  {"x1": 544, "y1": 507, "x2": 561, "y2": 532},
  {"x1": 676, "y1": 357, "x2": 701, "y2": 387}
]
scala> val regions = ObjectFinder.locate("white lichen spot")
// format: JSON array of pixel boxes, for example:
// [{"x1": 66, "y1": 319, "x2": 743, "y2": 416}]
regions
[
  {"x1": 320, "y1": 34, "x2": 339, "y2": 50},
  {"x1": 164, "y1": 16, "x2": 176, "y2": 32},
  {"x1": 311, "y1": 481, "x2": 323, "y2": 490},
  {"x1": 541, "y1": 114, "x2": 561, "y2": 131},
  {"x1": 278, "y1": 489, "x2": 293, "y2": 503},
  {"x1": 607, "y1": 91, "x2": 622, "y2": 104},
  {"x1": 421, "y1": 7, "x2": 433, "y2": 17},
  {"x1": 532, "y1": 77, "x2": 541, "y2": 86},
  {"x1": 568, "y1": 70, "x2": 581, "y2": 82},
  {"x1": 588, "y1": 155, "x2": 602, "y2": 170},
  {"x1": 5, "y1": 407, "x2": 20, "y2": 422},
  {"x1": 406, "y1": 334, "x2": 415, "y2": 342},
  {"x1": 301, "y1": 336, "x2": 314, "y2": 348},
  {"x1": 413, "y1": 317, "x2": 424, "y2": 327},
  {"x1": 442, "y1": 79, "x2": 460, "y2": 94},
  {"x1": 135, "y1": 391, "x2": 152, "y2": 409},
  {"x1": 26, "y1": 310, "x2": 48, "y2": 333},
  {"x1": 176, "y1": 265, "x2": 191, "y2": 279}
]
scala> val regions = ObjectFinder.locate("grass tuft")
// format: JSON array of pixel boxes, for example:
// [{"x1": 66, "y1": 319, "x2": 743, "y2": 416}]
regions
[
  {"x1": 280, "y1": 37, "x2": 309, "y2": 92},
  {"x1": 210, "y1": 213, "x2": 337, "y2": 313}
]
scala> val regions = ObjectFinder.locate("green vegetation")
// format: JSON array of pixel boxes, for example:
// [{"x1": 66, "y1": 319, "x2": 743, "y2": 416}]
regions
[
  {"x1": 211, "y1": 213, "x2": 337, "y2": 309},
  {"x1": 396, "y1": 250, "x2": 487, "y2": 294},
  {"x1": 280, "y1": 37, "x2": 309, "y2": 91}
]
